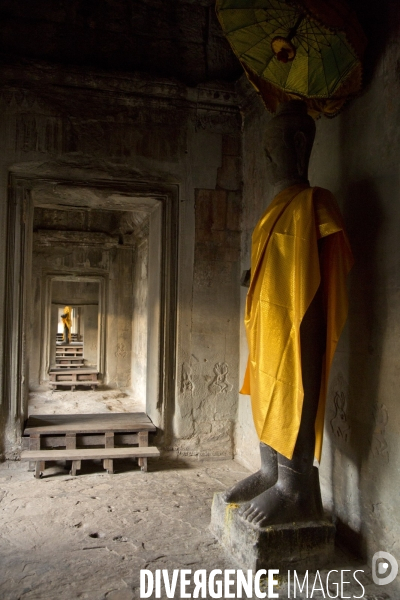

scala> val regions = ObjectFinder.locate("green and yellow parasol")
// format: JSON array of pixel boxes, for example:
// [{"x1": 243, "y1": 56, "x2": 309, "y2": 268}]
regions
[{"x1": 216, "y1": 0, "x2": 367, "y2": 117}]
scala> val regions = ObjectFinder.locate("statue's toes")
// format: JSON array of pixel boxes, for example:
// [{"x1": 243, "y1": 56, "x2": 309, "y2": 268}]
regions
[
  {"x1": 253, "y1": 511, "x2": 267, "y2": 526},
  {"x1": 238, "y1": 502, "x2": 252, "y2": 518},
  {"x1": 247, "y1": 507, "x2": 263, "y2": 523}
]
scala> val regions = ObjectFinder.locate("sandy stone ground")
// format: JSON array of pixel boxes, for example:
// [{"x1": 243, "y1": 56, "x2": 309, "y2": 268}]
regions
[
  {"x1": 28, "y1": 389, "x2": 145, "y2": 416},
  {"x1": 0, "y1": 457, "x2": 395, "y2": 600}
]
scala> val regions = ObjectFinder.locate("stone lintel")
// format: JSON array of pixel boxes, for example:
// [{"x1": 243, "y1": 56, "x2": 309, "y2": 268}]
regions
[
  {"x1": 34, "y1": 230, "x2": 119, "y2": 248},
  {"x1": 210, "y1": 492, "x2": 335, "y2": 572}
]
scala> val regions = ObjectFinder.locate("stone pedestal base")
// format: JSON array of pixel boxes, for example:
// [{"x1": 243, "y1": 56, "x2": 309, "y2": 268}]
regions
[{"x1": 210, "y1": 492, "x2": 335, "y2": 571}]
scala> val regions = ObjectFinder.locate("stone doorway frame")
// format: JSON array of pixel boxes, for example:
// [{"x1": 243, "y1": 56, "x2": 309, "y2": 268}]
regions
[{"x1": 2, "y1": 170, "x2": 179, "y2": 456}]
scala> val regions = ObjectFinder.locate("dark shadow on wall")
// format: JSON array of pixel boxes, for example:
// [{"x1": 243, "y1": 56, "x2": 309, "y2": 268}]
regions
[
  {"x1": 348, "y1": 0, "x2": 400, "y2": 88},
  {"x1": 322, "y1": 0, "x2": 400, "y2": 561},
  {"x1": 345, "y1": 179, "x2": 386, "y2": 461},
  {"x1": 331, "y1": 178, "x2": 386, "y2": 558}
]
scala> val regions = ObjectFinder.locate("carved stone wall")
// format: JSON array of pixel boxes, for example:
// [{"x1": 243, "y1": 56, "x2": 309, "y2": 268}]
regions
[{"x1": 172, "y1": 145, "x2": 241, "y2": 458}]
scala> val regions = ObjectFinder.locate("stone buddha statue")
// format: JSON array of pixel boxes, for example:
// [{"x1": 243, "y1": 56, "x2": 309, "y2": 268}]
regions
[
  {"x1": 224, "y1": 100, "x2": 353, "y2": 526},
  {"x1": 61, "y1": 305, "x2": 72, "y2": 346}
]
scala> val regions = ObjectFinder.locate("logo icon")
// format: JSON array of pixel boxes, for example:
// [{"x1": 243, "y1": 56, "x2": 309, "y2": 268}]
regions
[{"x1": 372, "y1": 551, "x2": 398, "y2": 585}]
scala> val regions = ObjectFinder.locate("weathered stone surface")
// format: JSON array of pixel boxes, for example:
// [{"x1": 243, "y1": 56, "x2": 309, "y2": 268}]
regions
[
  {"x1": 195, "y1": 188, "x2": 241, "y2": 263},
  {"x1": 28, "y1": 388, "x2": 143, "y2": 415},
  {"x1": 34, "y1": 230, "x2": 119, "y2": 248},
  {"x1": 0, "y1": 458, "x2": 392, "y2": 600},
  {"x1": 211, "y1": 492, "x2": 336, "y2": 572}
]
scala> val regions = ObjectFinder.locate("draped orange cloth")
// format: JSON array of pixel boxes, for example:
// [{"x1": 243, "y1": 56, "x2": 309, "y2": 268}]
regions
[
  {"x1": 61, "y1": 306, "x2": 72, "y2": 343},
  {"x1": 241, "y1": 183, "x2": 353, "y2": 461}
]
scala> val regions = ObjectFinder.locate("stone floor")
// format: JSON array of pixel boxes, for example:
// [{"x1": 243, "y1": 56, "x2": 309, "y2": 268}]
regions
[
  {"x1": 28, "y1": 388, "x2": 145, "y2": 416},
  {"x1": 0, "y1": 458, "x2": 396, "y2": 600}
]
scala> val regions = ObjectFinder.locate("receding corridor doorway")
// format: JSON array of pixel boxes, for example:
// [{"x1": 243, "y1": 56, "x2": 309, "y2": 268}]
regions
[{"x1": 3, "y1": 172, "x2": 178, "y2": 450}]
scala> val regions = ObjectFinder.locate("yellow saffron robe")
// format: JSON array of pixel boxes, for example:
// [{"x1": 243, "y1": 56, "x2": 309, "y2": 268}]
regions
[
  {"x1": 61, "y1": 306, "x2": 72, "y2": 343},
  {"x1": 241, "y1": 183, "x2": 353, "y2": 462}
]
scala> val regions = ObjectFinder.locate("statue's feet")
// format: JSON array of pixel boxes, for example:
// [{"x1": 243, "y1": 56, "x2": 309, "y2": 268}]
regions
[
  {"x1": 223, "y1": 469, "x2": 277, "y2": 503},
  {"x1": 238, "y1": 478, "x2": 321, "y2": 527}
]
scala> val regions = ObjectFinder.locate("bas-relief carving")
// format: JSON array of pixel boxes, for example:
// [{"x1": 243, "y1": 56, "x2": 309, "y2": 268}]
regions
[
  {"x1": 208, "y1": 362, "x2": 233, "y2": 394},
  {"x1": 180, "y1": 360, "x2": 233, "y2": 396},
  {"x1": 330, "y1": 391, "x2": 350, "y2": 442},
  {"x1": 180, "y1": 359, "x2": 234, "y2": 397},
  {"x1": 3, "y1": 82, "x2": 240, "y2": 160},
  {"x1": 330, "y1": 373, "x2": 351, "y2": 443},
  {"x1": 328, "y1": 375, "x2": 389, "y2": 462},
  {"x1": 195, "y1": 109, "x2": 241, "y2": 135},
  {"x1": 115, "y1": 343, "x2": 127, "y2": 359},
  {"x1": 180, "y1": 362, "x2": 194, "y2": 393},
  {"x1": 12, "y1": 111, "x2": 182, "y2": 158},
  {"x1": 371, "y1": 403, "x2": 389, "y2": 463},
  {"x1": 15, "y1": 114, "x2": 64, "y2": 154}
]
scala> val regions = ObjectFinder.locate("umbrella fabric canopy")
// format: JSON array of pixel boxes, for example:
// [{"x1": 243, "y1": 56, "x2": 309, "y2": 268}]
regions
[{"x1": 216, "y1": 0, "x2": 366, "y2": 117}]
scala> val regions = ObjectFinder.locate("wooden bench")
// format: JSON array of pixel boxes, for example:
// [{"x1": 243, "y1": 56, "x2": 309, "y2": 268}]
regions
[
  {"x1": 57, "y1": 333, "x2": 80, "y2": 342},
  {"x1": 21, "y1": 447, "x2": 160, "y2": 478},
  {"x1": 56, "y1": 345, "x2": 84, "y2": 358},
  {"x1": 49, "y1": 368, "x2": 98, "y2": 390},
  {"x1": 55, "y1": 351, "x2": 84, "y2": 358},
  {"x1": 55, "y1": 358, "x2": 85, "y2": 368},
  {"x1": 23, "y1": 413, "x2": 157, "y2": 474}
]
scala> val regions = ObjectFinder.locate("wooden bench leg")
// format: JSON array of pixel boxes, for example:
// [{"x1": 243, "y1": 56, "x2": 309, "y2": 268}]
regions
[
  {"x1": 103, "y1": 458, "x2": 114, "y2": 474},
  {"x1": 70, "y1": 460, "x2": 81, "y2": 476},
  {"x1": 35, "y1": 461, "x2": 45, "y2": 479},
  {"x1": 66, "y1": 434, "x2": 77, "y2": 474},
  {"x1": 30, "y1": 433, "x2": 41, "y2": 450},
  {"x1": 30, "y1": 434, "x2": 41, "y2": 473},
  {"x1": 105, "y1": 432, "x2": 114, "y2": 449},
  {"x1": 104, "y1": 432, "x2": 114, "y2": 474},
  {"x1": 66, "y1": 433, "x2": 76, "y2": 449},
  {"x1": 138, "y1": 431, "x2": 148, "y2": 472}
]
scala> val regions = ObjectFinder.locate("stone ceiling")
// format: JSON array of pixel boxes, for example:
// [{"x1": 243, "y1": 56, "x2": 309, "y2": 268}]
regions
[{"x1": 0, "y1": 0, "x2": 242, "y2": 86}]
